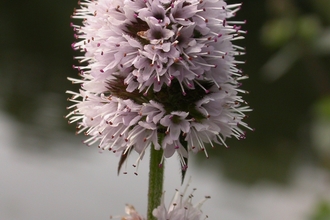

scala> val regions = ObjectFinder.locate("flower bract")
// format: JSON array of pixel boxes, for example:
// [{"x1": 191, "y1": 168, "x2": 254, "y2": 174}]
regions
[{"x1": 110, "y1": 204, "x2": 145, "y2": 220}]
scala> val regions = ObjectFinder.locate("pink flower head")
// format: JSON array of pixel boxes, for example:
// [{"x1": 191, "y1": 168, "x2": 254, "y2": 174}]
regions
[{"x1": 67, "y1": 0, "x2": 251, "y2": 173}]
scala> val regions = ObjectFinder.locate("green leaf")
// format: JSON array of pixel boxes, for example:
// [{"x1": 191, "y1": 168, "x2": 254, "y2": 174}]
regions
[{"x1": 313, "y1": 96, "x2": 330, "y2": 120}]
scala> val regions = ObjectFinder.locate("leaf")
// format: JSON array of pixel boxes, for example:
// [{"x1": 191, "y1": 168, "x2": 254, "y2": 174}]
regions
[
  {"x1": 180, "y1": 156, "x2": 188, "y2": 184},
  {"x1": 179, "y1": 135, "x2": 189, "y2": 184},
  {"x1": 117, "y1": 148, "x2": 132, "y2": 175}
]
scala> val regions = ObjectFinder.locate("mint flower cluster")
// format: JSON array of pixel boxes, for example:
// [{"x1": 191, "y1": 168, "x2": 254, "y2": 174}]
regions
[
  {"x1": 111, "y1": 181, "x2": 210, "y2": 220},
  {"x1": 67, "y1": 0, "x2": 251, "y2": 170},
  {"x1": 153, "y1": 184, "x2": 210, "y2": 220}
]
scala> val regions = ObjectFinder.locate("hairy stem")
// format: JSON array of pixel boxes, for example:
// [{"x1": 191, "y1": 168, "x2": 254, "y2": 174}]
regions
[{"x1": 147, "y1": 142, "x2": 164, "y2": 220}]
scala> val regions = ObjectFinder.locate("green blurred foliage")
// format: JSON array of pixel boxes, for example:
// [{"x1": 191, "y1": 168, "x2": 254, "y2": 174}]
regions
[
  {"x1": 0, "y1": 0, "x2": 329, "y2": 186},
  {"x1": 314, "y1": 96, "x2": 330, "y2": 119},
  {"x1": 0, "y1": 0, "x2": 78, "y2": 129},
  {"x1": 197, "y1": 0, "x2": 330, "y2": 185},
  {"x1": 310, "y1": 200, "x2": 330, "y2": 220}
]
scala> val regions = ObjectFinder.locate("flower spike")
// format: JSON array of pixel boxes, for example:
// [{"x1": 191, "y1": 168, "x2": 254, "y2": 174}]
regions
[{"x1": 67, "y1": 0, "x2": 251, "y2": 173}]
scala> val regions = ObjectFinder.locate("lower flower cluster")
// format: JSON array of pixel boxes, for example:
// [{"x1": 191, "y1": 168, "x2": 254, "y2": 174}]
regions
[{"x1": 111, "y1": 181, "x2": 210, "y2": 220}]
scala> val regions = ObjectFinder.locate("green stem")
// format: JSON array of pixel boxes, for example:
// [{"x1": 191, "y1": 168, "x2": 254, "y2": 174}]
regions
[{"x1": 147, "y1": 144, "x2": 164, "y2": 220}]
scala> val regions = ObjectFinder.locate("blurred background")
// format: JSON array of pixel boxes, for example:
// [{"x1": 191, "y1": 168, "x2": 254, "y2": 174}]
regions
[{"x1": 1, "y1": 0, "x2": 330, "y2": 219}]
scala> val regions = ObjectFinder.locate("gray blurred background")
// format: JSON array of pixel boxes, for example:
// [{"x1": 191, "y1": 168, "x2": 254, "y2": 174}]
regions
[{"x1": 1, "y1": 0, "x2": 330, "y2": 219}]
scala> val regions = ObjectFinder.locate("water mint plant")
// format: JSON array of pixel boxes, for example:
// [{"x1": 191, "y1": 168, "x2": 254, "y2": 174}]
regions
[{"x1": 67, "y1": 0, "x2": 250, "y2": 218}]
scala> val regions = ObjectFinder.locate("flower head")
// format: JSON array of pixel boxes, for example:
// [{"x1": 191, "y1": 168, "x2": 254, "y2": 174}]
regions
[
  {"x1": 67, "y1": 0, "x2": 251, "y2": 173},
  {"x1": 152, "y1": 179, "x2": 210, "y2": 220}
]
